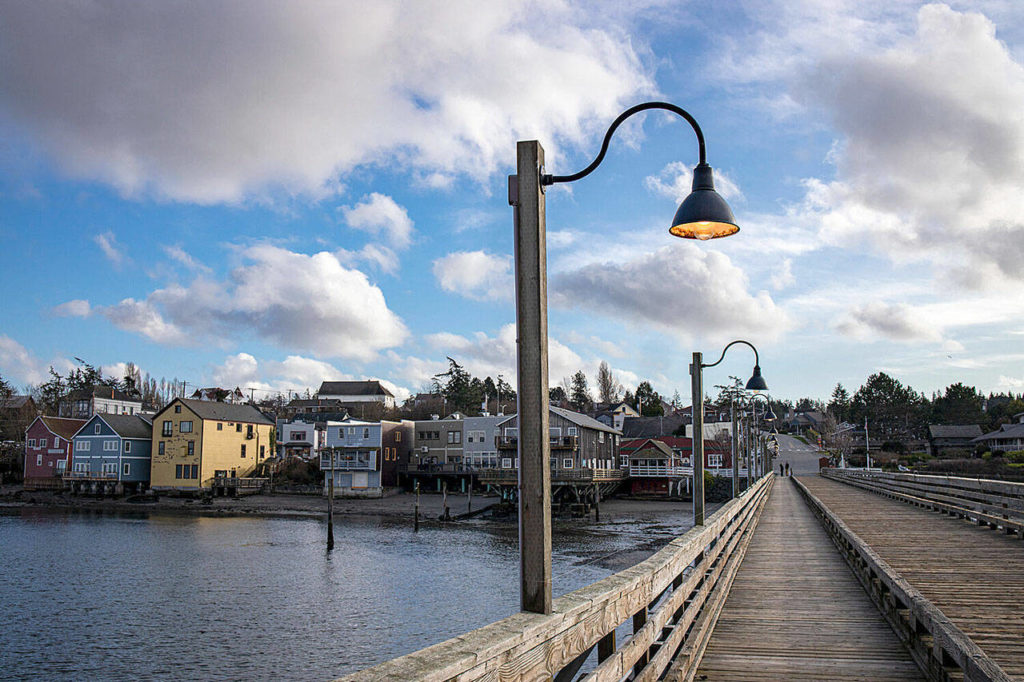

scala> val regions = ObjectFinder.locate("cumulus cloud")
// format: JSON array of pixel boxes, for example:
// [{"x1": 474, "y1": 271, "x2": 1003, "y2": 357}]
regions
[
  {"x1": 162, "y1": 245, "x2": 211, "y2": 273},
  {"x1": 770, "y1": 258, "x2": 795, "y2": 291},
  {"x1": 644, "y1": 161, "x2": 742, "y2": 202},
  {"x1": 0, "y1": 335, "x2": 53, "y2": 384},
  {"x1": 341, "y1": 193, "x2": 414, "y2": 250},
  {"x1": 835, "y1": 301, "x2": 942, "y2": 342},
  {"x1": 0, "y1": 2, "x2": 653, "y2": 203},
  {"x1": 433, "y1": 251, "x2": 514, "y2": 301},
  {"x1": 93, "y1": 231, "x2": 127, "y2": 268},
  {"x1": 98, "y1": 245, "x2": 407, "y2": 360},
  {"x1": 551, "y1": 243, "x2": 788, "y2": 340},
  {"x1": 52, "y1": 299, "x2": 91, "y2": 317}
]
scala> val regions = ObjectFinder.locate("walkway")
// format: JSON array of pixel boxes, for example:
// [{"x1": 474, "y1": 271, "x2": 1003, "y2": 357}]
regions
[
  {"x1": 802, "y1": 475, "x2": 1024, "y2": 680},
  {"x1": 696, "y1": 477, "x2": 923, "y2": 680}
]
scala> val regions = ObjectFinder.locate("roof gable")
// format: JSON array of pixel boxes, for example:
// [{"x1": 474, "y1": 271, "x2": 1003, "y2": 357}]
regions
[
  {"x1": 317, "y1": 380, "x2": 394, "y2": 398},
  {"x1": 36, "y1": 416, "x2": 88, "y2": 440}
]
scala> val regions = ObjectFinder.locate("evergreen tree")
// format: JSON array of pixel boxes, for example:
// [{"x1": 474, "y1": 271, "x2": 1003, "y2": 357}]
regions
[
  {"x1": 634, "y1": 381, "x2": 664, "y2": 416},
  {"x1": 828, "y1": 383, "x2": 851, "y2": 422},
  {"x1": 569, "y1": 370, "x2": 593, "y2": 412}
]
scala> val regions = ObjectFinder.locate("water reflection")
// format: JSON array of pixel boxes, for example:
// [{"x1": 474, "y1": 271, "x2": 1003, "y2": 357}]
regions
[{"x1": 0, "y1": 506, "x2": 698, "y2": 680}]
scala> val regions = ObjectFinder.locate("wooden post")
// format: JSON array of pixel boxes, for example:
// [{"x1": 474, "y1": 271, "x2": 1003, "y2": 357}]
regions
[
  {"x1": 414, "y1": 480, "x2": 420, "y2": 532},
  {"x1": 593, "y1": 482, "x2": 600, "y2": 522},
  {"x1": 468, "y1": 480, "x2": 473, "y2": 514},
  {"x1": 690, "y1": 352, "x2": 705, "y2": 525},
  {"x1": 327, "y1": 446, "x2": 335, "y2": 551},
  {"x1": 442, "y1": 480, "x2": 450, "y2": 521},
  {"x1": 511, "y1": 140, "x2": 552, "y2": 615}
]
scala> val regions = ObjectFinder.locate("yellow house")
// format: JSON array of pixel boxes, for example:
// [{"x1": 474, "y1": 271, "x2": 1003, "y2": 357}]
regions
[{"x1": 150, "y1": 398, "x2": 274, "y2": 492}]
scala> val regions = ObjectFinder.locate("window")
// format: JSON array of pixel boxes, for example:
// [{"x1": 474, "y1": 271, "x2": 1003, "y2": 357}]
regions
[
  {"x1": 77, "y1": 440, "x2": 90, "y2": 451},
  {"x1": 395, "y1": 431, "x2": 401, "y2": 442},
  {"x1": 563, "y1": 458, "x2": 574, "y2": 469},
  {"x1": 217, "y1": 423, "x2": 223, "y2": 431},
  {"x1": 36, "y1": 454, "x2": 42, "y2": 466},
  {"x1": 190, "y1": 464, "x2": 198, "y2": 479},
  {"x1": 290, "y1": 431, "x2": 304, "y2": 440},
  {"x1": 567, "y1": 427, "x2": 578, "y2": 436},
  {"x1": 175, "y1": 464, "x2": 183, "y2": 479},
  {"x1": 180, "y1": 421, "x2": 193, "y2": 433},
  {"x1": 74, "y1": 462, "x2": 88, "y2": 473},
  {"x1": 259, "y1": 445, "x2": 265, "y2": 459},
  {"x1": 162, "y1": 421, "x2": 172, "y2": 437},
  {"x1": 124, "y1": 441, "x2": 131, "y2": 453},
  {"x1": 620, "y1": 455, "x2": 629, "y2": 467},
  {"x1": 102, "y1": 462, "x2": 118, "y2": 474},
  {"x1": 104, "y1": 441, "x2": 118, "y2": 451},
  {"x1": 174, "y1": 404, "x2": 181, "y2": 413},
  {"x1": 236, "y1": 423, "x2": 242, "y2": 433},
  {"x1": 28, "y1": 439, "x2": 36, "y2": 448},
  {"x1": 598, "y1": 431, "x2": 605, "y2": 443},
  {"x1": 158, "y1": 442, "x2": 165, "y2": 455},
  {"x1": 40, "y1": 437, "x2": 47, "y2": 448},
  {"x1": 709, "y1": 454, "x2": 723, "y2": 468},
  {"x1": 505, "y1": 427, "x2": 518, "y2": 437},
  {"x1": 123, "y1": 463, "x2": 130, "y2": 476},
  {"x1": 361, "y1": 427, "x2": 369, "y2": 438},
  {"x1": 240, "y1": 444, "x2": 246, "y2": 458},
  {"x1": 348, "y1": 427, "x2": 355, "y2": 436},
  {"x1": 187, "y1": 441, "x2": 195, "y2": 456},
  {"x1": 502, "y1": 457, "x2": 513, "y2": 468},
  {"x1": 94, "y1": 424, "x2": 101, "y2": 434},
  {"x1": 247, "y1": 424, "x2": 254, "y2": 439}
]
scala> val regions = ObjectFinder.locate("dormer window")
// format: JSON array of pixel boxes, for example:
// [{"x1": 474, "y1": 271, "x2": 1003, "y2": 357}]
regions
[{"x1": 94, "y1": 424, "x2": 101, "y2": 434}]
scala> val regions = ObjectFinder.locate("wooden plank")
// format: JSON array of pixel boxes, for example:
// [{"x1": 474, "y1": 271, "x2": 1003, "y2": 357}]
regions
[
  {"x1": 803, "y1": 475, "x2": 1024, "y2": 680},
  {"x1": 695, "y1": 479, "x2": 924, "y2": 681}
]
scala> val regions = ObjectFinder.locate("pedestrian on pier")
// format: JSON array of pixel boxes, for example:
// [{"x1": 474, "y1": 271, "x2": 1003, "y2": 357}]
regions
[{"x1": 785, "y1": 462, "x2": 790, "y2": 477}]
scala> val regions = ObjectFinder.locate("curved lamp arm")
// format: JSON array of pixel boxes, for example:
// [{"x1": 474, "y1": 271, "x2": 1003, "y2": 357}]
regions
[
  {"x1": 541, "y1": 101, "x2": 706, "y2": 186},
  {"x1": 702, "y1": 339, "x2": 760, "y2": 370}
]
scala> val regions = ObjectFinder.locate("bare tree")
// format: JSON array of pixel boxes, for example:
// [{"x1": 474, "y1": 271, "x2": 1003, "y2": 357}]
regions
[{"x1": 596, "y1": 361, "x2": 622, "y2": 405}]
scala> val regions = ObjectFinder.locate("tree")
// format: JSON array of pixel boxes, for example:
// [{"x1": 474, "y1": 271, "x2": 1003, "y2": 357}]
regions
[
  {"x1": 596, "y1": 361, "x2": 622, "y2": 404},
  {"x1": 931, "y1": 383, "x2": 984, "y2": 425},
  {"x1": 850, "y1": 372, "x2": 927, "y2": 441},
  {"x1": 432, "y1": 357, "x2": 473, "y2": 414},
  {"x1": 828, "y1": 383, "x2": 850, "y2": 422},
  {"x1": 671, "y1": 390, "x2": 683, "y2": 410},
  {"x1": 634, "y1": 381, "x2": 664, "y2": 417},
  {"x1": 569, "y1": 370, "x2": 593, "y2": 413},
  {"x1": 549, "y1": 385, "x2": 567, "y2": 404}
]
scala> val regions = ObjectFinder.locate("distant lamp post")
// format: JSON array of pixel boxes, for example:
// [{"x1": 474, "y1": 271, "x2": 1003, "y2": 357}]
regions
[
  {"x1": 750, "y1": 393, "x2": 775, "y2": 478},
  {"x1": 691, "y1": 340, "x2": 765, "y2": 525},
  {"x1": 510, "y1": 101, "x2": 739, "y2": 615}
]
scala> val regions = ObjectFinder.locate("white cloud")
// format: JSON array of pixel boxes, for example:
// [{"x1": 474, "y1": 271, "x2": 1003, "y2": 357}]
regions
[
  {"x1": 341, "y1": 193, "x2": 414, "y2": 250},
  {"x1": 997, "y1": 375, "x2": 1024, "y2": 390},
  {"x1": 0, "y1": 2, "x2": 654, "y2": 203},
  {"x1": 835, "y1": 301, "x2": 942, "y2": 342},
  {"x1": 93, "y1": 231, "x2": 127, "y2": 268},
  {"x1": 162, "y1": 245, "x2": 211, "y2": 273},
  {"x1": 770, "y1": 258, "x2": 795, "y2": 291},
  {"x1": 99, "y1": 245, "x2": 408, "y2": 360},
  {"x1": 0, "y1": 335, "x2": 52, "y2": 384},
  {"x1": 551, "y1": 243, "x2": 789, "y2": 341},
  {"x1": 433, "y1": 250, "x2": 514, "y2": 301},
  {"x1": 52, "y1": 299, "x2": 91, "y2": 317},
  {"x1": 644, "y1": 160, "x2": 743, "y2": 202}
]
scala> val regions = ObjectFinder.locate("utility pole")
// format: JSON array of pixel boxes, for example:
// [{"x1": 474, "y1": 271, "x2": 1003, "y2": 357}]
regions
[{"x1": 731, "y1": 398, "x2": 739, "y2": 497}]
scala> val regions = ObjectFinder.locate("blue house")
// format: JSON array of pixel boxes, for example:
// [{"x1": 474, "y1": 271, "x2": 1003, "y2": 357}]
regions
[{"x1": 67, "y1": 413, "x2": 153, "y2": 495}]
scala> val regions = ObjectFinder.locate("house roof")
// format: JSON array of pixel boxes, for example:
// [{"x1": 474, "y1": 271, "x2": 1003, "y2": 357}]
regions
[
  {"x1": 97, "y1": 414, "x2": 153, "y2": 439},
  {"x1": 317, "y1": 380, "x2": 394, "y2": 398},
  {"x1": 37, "y1": 416, "x2": 88, "y2": 440},
  {"x1": 551, "y1": 406, "x2": 621, "y2": 434},
  {"x1": 1, "y1": 395, "x2": 34, "y2": 409},
  {"x1": 68, "y1": 386, "x2": 140, "y2": 403},
  {"x1": 626, "y1": 439, "x2": 674, "y2": 459},
  {"x1": 928, "y1": 424, "x2": 983, "y2": 439},
  {"x1": 621, "y1": 414, "x2": 687, "y2": 439},
  {"x1": 974, "y1": 423, "x2": 1024, "y2": 443},
  {"x1": 160, "y1": 398, "x2": 274, "y2": 425}
]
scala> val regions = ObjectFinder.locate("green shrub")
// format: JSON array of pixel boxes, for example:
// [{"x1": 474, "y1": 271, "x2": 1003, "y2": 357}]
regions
[{"x1": 1005, "y1": 450, "x2": 1024, "y2": 464}]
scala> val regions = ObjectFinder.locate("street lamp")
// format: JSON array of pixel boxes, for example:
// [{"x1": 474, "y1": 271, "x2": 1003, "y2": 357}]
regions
[
  {"x1": 510, "y1": 101, "x2": 739, "y2": 615},
  {"x1": 749, "y1": 393, "x2": 775, "y2": 478},
  {"x1": 691, "y1": 340, "x2": 765, "y2": 526}
]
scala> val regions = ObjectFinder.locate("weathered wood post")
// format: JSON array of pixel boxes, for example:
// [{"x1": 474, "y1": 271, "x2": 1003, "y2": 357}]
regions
[
  {"x1": 414, "y1": 480, "x2": 420, "y2": 532},
  {"x1": 594, "y1": 482, "x2": 600, "y2": 522},
  {"x1": 467, "y1": 479, "x2": 473, "y2": 514},
  {"x1": 690, "y1": 352, "x2": 705, "y2": 525},
  {"x1": 442, "y1": 480, "x2": 450, "y2": 521},
  {"x1": 510, "y1": 140, "x2": 552, "y2": 615},
  {"x1": 327, "y1": 445, "x2": 335, "y2": 551}
]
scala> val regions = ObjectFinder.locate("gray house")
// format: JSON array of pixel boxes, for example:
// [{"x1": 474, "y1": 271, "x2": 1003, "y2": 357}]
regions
[
  {"x1": 496, "y1": 406, "x2": 621, "y2": 473},
  {"x1": 67, "y1": 413, "x2": 152, "y2": 494},
  {"x1": 413, "y1": 413, "x2": 466, "y2": 468},
  {"x1": 462, "y1": 415, "x2": 508, "y2": 469},
  {"x1": 927, "y1": 424, "x2": 983, "y2": 456}
]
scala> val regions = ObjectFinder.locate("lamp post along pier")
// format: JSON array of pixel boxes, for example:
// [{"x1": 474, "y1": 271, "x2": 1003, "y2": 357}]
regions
[{"x1": 510, "y1": 101, "x2": 740, "y2": 615}]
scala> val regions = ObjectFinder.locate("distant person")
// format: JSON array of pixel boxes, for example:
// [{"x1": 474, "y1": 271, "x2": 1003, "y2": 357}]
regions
[
  {"x1": 779, "y1": 463, "x2": 784, "y2": 476},
  {"x1": 785, "y1": 462, "x2": 791, "y2": 477}
]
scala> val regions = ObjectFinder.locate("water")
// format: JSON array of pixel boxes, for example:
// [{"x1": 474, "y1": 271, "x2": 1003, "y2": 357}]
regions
[{"x1": 0, "y1": 506, "x2": 698, "y2": 680}]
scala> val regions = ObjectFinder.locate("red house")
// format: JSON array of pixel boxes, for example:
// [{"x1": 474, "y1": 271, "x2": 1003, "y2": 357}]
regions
[
  {"x1": 24, "y1": 416, "x2": 86, "y2": 490},
  {"x1": 621, "y1": 436, "x2": 732, "y2": 497}
]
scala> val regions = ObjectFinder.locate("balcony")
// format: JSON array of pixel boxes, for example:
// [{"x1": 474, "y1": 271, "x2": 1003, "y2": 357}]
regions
[
  {"x1": 478, "y1": 467, "x2": 624, "y2": 484},
  {"x1": 63, "y1": 471, "x2": 119, "y2": 481},
  {"x1": 497, "y1": 435, "x2": 578, "y2": 450},
  {"x1": 320, "y1": 456, "x2": 375, "y2": 471}
]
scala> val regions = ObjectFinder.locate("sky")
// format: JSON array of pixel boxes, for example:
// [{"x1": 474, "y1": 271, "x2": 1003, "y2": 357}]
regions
[{"x1": 2, "y1": 1, "x2": 1024, "y2": 406}]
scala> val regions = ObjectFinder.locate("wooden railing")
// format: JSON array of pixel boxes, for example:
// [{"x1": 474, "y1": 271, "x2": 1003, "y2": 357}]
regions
[
  {"x1": 822, "y1": 469, "x2": 1024, "y2": 538},
  {"x1": 336, "y1": 474, "x2": 774, "y2": 682},
  {"x1": 793, "y1": 476, "x2": 1012, "y2": 681},
  {"x1": 477, "y1": 468, "x2": 626, "y2": 484}
]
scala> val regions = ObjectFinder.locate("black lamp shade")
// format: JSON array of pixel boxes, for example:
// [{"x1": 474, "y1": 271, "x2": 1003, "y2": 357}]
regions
[
  {"x1": 669, "y1": 163, "x2": 739, "y2": 240},
  {"x1": 745, "y1": 365, "x2": 768, "y2": 392},
  {"x1": 765, "y1": 407, "x2": 777, "y2": 422}
]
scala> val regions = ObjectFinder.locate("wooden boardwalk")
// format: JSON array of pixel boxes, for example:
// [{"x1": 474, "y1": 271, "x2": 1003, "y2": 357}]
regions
[
  {"x1": 802, "y1": 475, "x2": 1024, "y2": 681},
  {"x1": 696, "y1": 477, "x2": 923, "y2": 680}
]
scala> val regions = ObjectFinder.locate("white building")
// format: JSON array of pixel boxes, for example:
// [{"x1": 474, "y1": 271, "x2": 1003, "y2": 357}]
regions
[{"x1": 317, "y1": 380, "x2": 395, "y2": 410}]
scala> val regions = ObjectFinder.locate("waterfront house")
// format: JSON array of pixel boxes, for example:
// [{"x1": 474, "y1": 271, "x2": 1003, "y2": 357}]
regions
[
  {"x1": 413, "y1": 413, "x2": 467, "y2": 469},
  {"x1": 59, "y1": 386, "x2": 143, "y2": 419},
  {"x1": 972, "y1": 422, "x2": 1024, "y2": 453},
  {"x1": 276, "y1": 416, "x2": 324, "y2": 459},
  {"x1": 496, "y1": 406, "x2": 621, "y2": 474},
  {"x1": 317, "y1": 380, "x2": 396, "y2": 410},
  {"x1": 23, "y1": 416, "x2": 85, "y2": 489},
  {"x1": 927, "y1": 424, "x2": 983, "y2": 456},
  {"x1": 321, "y1": 419, "x2": 412, "y2": 493},
  {"x1": 462, "y1": 415, "x2": 509, "y2": 469},
  {"x1": 149, "y1": 398, "x2": 274, "y2": 493},
  {"x1": 66, "y1": 414, "x2": 153, "y2": 495},
  {"x1": 189, "y1": 386, "x2": 246, "y2": 404},
  {"x1": 1, "y1": 395, "x2": 37, "y2": 441},
  {"x1": 620, "y1": 436, "x2": 732, "y2": 497}
]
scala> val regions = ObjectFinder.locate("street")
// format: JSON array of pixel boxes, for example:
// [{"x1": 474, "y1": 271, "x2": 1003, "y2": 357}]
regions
[{"x1": 775, "y1": 433, "x2": 823, "y2": 475}]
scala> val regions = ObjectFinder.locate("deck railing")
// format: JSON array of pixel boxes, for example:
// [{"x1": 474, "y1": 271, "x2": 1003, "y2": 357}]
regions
[
  {"x1": 336, "y1": 474, "x2": 774, "y2": 682},
  {"x1": 477, "y1": 467, "x2": 626, "y2": 484},
  {"x1": 822, "y1": 469, "x2": 1024, "y2": 537}
]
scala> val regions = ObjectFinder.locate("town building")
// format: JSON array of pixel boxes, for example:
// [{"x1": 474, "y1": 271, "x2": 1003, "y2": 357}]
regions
[
  {"x1": 189, "y1": 387, "x2": 246, "y2": 404},
  {"x1": 462, "y1": 415, "x2": 508, "y2": 469},
  {"x1": 496, "y1": 406, "x2": 621, "y2": 473},
  {"x1": 59, "y1": 386, "x2": 143, "y2": 419},
  {"x1": 620, "y1": 436, "x2": 733, "y2": 497},
  {"x1": 317, "y1": 380, "x2": 396, "y2": 410},
  {"x1": 973, "y1": 419, "x2": 1024, "y2": 453},
  {"x1": 927, "y1": 424, "x2": 984, "y2": 456},
  {"x1": 412, "y1": 413, "x2": 467, "y2": 469},
  {"x1": 66, "y1": 414, "x2": 153, "y2": 494},
  {"x1": 23, "y1": 416, "x2": 85, "y2": 490},
  {"x1": 149, "y1": 398, "x2": 274, "y2": 493},
  {"x1": 1, "y1": 394, "x2": 37, "y2": 441},
  {"x1": 278, "y1": 397, "x2": 348, "y2": 421},
  {"x1": 321, "y1": 419, "x2": 412, "y2": 494},
  {"x1": 276, "y1": 416, "x2": 325, "y2": 460}
]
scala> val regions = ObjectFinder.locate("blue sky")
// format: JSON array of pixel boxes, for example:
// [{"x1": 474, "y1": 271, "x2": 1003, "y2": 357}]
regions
[{"x1": 2, "y1": 1, "x2": 1024, "y2": 405}]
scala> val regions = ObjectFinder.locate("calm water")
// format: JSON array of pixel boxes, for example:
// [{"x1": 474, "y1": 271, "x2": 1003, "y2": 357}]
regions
[{"x1": 0, "y1": 506, "x2": 697, "y2": 680}]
